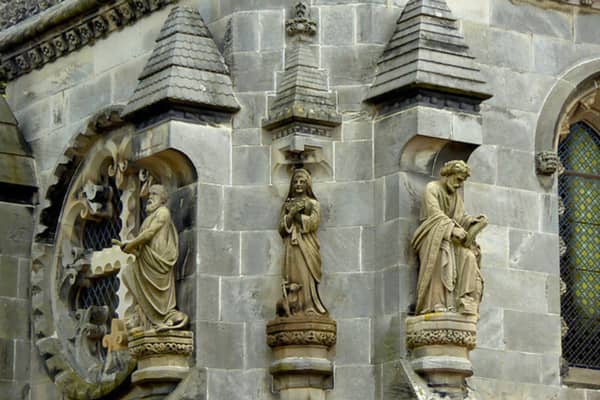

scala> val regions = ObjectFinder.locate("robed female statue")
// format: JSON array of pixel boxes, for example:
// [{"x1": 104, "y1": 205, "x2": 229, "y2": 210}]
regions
[{"x1": 277, "y1": 168, "x2": 328, "y2": 317}]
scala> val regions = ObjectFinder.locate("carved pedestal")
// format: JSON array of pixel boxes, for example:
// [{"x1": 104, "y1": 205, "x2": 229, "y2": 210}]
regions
[
  {"x1": 128, "y1": 329, "x2": 193, "y2": 384},
  {"x1": 266, "y1": 316, "x2": 336, "y2": 400},
  {"x1": 406, "y1": 313, "x2": 477, "y2": 398}
]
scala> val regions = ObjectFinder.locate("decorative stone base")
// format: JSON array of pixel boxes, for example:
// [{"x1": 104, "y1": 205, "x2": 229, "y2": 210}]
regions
[
  {"x1": 266, "y1": 315, "x2": 336, "y2": 396},
  {"x1": 406, "y1": 312, "x2": 477, "y2": 398},
  {"x1": 128, "y1": 329, "x2": 193, "y2": 385}
]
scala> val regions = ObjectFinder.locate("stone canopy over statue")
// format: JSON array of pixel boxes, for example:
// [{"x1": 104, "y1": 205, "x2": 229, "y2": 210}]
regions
[
  {"x1": 411, "y1": 160, "x2": 488, "y2": 316},
  {"x1": 114, "y1": 184, "x2": 188, "y2": 331}
]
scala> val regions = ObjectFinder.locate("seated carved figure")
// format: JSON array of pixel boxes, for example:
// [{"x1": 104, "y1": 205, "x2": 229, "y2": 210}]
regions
[
  {"x1": 114, "y1": 185, "x2": 188, "y2": 332},
  {"x1": 411, "y1": 161, "x2": 487, "y2": 316}
]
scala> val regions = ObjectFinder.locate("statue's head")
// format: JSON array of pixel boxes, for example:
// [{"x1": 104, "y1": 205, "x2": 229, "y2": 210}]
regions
[
  {"x1": 147, "y1": 184, "x2": 168, "y2": 213},
  {"x1": 288, "y1": 168, "x2": 316, "y2": 200},
  {"x1": 440, "y1": 160, "x2": 471, "y2": 193}
]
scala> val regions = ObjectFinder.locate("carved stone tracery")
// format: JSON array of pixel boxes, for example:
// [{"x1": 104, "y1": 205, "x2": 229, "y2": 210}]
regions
[{"x1": 31, "y1": 106, "x2": 196, "y2": 399}]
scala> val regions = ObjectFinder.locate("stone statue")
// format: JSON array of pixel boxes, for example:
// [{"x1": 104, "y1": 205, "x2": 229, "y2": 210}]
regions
[
  {"x1": 276, "y1": 168, "x2": 328, "y2": 317},
  {"x1": 113, "y1": 184, "x2": 188, "y2": 332},
  {"x1": 411, "y1": 160, "x2": 487, "y2": 316}
]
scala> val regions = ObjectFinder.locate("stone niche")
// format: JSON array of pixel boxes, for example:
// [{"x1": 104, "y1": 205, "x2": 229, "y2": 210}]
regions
[{"x1": 31, "y1": 106, "x2": 198, "y2": 400}]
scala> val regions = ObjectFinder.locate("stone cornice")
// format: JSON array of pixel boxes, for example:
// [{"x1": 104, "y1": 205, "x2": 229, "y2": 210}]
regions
[
  {"x1": 0, "y1": 0, "x2": 177, "y2": 82},
  {"x1": 516, "y1": 0, "x2": 600, "y2": 10}
]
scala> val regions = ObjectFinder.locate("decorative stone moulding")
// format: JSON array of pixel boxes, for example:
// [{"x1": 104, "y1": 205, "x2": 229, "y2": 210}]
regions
[
  {"x1": 0, "y1": 0, "x2": 177, "y2": 81},
  {"x1": 128, "y1": 329, "x2": 194, "y2": 384},
  {"x1": 406, "y1": 313, "x2": 478, "y2": 398},
  {"x1": 267, "y1": 316, "x2": 337, "y2": 394},
  {"x1": 90, "y1": 245, "x2": 135, "y2": 277}
]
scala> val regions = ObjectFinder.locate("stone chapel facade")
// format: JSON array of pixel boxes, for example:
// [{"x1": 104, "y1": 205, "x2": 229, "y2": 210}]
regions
[{"x1": 1, "y1": 0, "x2": 600, "y2": 399}]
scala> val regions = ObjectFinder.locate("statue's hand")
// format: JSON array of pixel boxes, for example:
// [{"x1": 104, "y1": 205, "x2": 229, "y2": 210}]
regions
[{"x1": 451, "y1": 227, "x2": 467, "y2": 241}]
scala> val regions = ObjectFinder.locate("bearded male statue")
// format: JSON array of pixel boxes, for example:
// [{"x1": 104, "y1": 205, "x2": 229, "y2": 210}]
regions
[
  {"x1": 411, "y1": 160, "x2": 487, "y2": 316},
  {"x1": 114, "y1": 184, "x2": 188, "y2": 332}
]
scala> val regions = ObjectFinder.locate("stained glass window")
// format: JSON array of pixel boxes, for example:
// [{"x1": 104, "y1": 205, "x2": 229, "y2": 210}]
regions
[{"x1": 559, "y1": 122, "x2": 600, "y2": 370}]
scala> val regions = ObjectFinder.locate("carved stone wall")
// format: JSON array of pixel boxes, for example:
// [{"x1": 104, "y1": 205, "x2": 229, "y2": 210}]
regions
[{"x1": 3, "y1": 0, "x2": 600, "y2": 399}]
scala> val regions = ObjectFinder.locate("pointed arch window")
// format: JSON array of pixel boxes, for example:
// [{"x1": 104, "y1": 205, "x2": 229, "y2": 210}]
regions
[{"x1": 558, "y1": 121, "x2": 600, "y2": 371}]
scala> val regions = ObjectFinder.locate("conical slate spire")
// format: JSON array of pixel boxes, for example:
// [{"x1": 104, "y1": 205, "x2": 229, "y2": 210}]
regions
[
  {"x1": 366, "y1": 0, "x2": 491, "y2": 103},
  {"x1": 123, "y1": 6, "x2": 239, "y2": 118},
  {"x1": 263, "y1": 45, "x2": 341, "y2": 131},
  {"x1": 0, "y1": 97, "x2": 36, "y2": 201}
]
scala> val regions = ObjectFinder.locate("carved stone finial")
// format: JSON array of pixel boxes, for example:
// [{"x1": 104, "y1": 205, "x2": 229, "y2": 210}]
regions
[
  {"x1": 286, "y1": 1, "x2": 317, "y2": 38},
  {"x1": 536, "y1": 151, "x2": 560, "y2": 175}
]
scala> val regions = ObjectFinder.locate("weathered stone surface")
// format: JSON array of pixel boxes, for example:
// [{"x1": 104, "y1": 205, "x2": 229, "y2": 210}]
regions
[
  {"x1": 481, "y1": 268, "x2": 548, "y2": 314},
  {"x1": 314, "y1": 181, "x2": 375, "y2": 227},
  {"x1": 234, "y1": 93, "x2": 267, "y2": 129},
  {"x1": 68, "y1": 74, "x2": 111, "y2": 124},
  {"x1": 477, "y1": 307, "x2": 504, "y2": 350},
  {"x1": 320, "y1": 227, "x2": 361, "y2": 273},
  {"x1": 206, "y1": 368, "x2": 273, "y2": 400},
  {"x1": 232, "y1": 146, "x2": 270, "y2": 185},
  {"x1": 233, "y1": 128, "x2": 261, "y2": 146},
  {"x1": 244, "y1": 320, "x2": 271, "y2": 369},
  {"x1": 320, "y1": 272, "x2": 375, "y2": 318},
  {"x1": 240, "y1": 230, "x2": 282, "y2": 276},
  {"x1": 335, "y1": 141, "x2": 373, "y2": 182},
  {"x1": 220, "y1": 275, "x2": 280, "y2": 321},
  {"x1": 490, "y1": 0, "x2": 572, "y2": 40},
  {"x1": 468, "y1": 145, "x2": 498, "y2": 185},
  {"x1": 533, "y1": 36, "x2": 600, "y2": 76},
  {"x1": 372, "y1": 314, "x2": 406, "y2": 363},
  {"x1": 13, "y1": 100, "x2": 51, "y2": 141},
  {"x1": 0, "y1": 338, "x2": 14, "y2": 379},
  {"x1": 384, "y1": 174, "x2": 399, "y2": 221},
  {"x1": 335, "y1": 318, "x2": 370, "y2": 365},
  {"x1": 259, "y1": 11, "x2": 284, "y2": 51},
  {"x1": 224, "y1": 185, "x2": 283, "y2": 230},
  {"x1": 478, "y1": 27, "x2": 533, "y2": 72},
  {"x1": 0, "y1": 299, "x2": 28, "y2": 339},
  {"x1": 0, "y1": 256, "x2": 19, "y2": 298},
  {"x1": 321, "y1": 6, "x2": 355, "y2": 46},
  {"x1": 321, "y1": 44, "x2": 381, "y2": 86},
  {"x1": 196, "y1": 274, "x2": 220, "y2": 321},
  {"x1": 169, "y1": 122, "x2": 231, "y2": 185},
  {"x1": 509, "y1": 230, "x2": 559, "y2": 275},
  {"x1": 540, "y1": 194, "x2": 559, "y2": 235},
  {"x1": 356, "y1": 5, "x2": 400, "y2": 44},
  {"x1": 0, "y1": 204, "x2": 33, "y2": 257},
  {"x1": 232, "y1": 12, "x2": 260, "y2": 52},
  {"x1": 496, "y1": 149, "x2": 540, "y2": 191},
  {"x1": 342, "y1": 120, "x2": 372, "y2": 141},
  {"x1": 196, "y1": 321, "x2": 244, "y2": 369},
  {"x1": 574, "y1": 11, "x2": 600, "y2": 44},
  {"x1": 446, "y1": 0, "x2": 490, "y2": 23},
  {"x1": 198, "y1": 230, "x2": 240, "y2": 276},
  {"x1": 481, "y1": 106, "x2": 536, "y2": 151},
  {"x1": 477, "y1": 224, "x2": 509, "y2": 269},
  {"x1": 504, "y1": 310, "x2": 561, "y2": 353},
  {"x1": 471, "y1": 348, "x2": 542, "y2": 384},
  {"x1": 328, "y1": 366, "x2": 376, "y2": 400},
  {"x1": 197, "y1": 183, "x2": 223, "y2": 230},
  {"x1": 464, "y1": 182, "x2": 539, "y2": 231},
  {"x1": 232, "y1": 50, "x2": 282, "y2": 92}
]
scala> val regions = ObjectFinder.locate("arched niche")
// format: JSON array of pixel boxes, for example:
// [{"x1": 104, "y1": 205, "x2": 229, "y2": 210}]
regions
[
  {"x1": 535, "y1": 58, "x2": 600, "y2": 153},
  {"x1": 400, "y1": 134, "x2": 479, "y2": 177},
  {"x1": 31, "y1": 106, "x2": 197, "y2": 400}
]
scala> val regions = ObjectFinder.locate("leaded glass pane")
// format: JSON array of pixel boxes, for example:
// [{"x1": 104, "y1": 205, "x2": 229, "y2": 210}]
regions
[{"x1": 559, "y1": 122, "x2": 600, "y2": 370}]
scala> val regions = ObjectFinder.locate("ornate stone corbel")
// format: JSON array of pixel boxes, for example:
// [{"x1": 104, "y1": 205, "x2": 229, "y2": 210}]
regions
[{"x1": 535, "y1": 151, "x2": 559, "y2": 176}]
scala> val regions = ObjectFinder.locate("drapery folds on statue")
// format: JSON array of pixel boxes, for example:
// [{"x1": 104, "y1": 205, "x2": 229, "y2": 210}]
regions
[
  {"x1": 277, "y1": 168, "x2": 328, "y2": 316},
  {"x1": 411, "y1": 161, "x2": 487, "y2": 316},
  {"x1": 116, "y1": 185, "x2": 188, "y2": 331}
]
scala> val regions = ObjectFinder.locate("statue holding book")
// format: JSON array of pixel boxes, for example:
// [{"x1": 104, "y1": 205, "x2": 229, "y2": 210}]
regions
[{"x1": 411, "y1": 160, "x2": 487, "y2": 316}]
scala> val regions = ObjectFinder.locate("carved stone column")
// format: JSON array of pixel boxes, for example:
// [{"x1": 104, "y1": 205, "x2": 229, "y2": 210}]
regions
[{"x1": 406, "y1": 313, "x2": 477, "y2": 398}]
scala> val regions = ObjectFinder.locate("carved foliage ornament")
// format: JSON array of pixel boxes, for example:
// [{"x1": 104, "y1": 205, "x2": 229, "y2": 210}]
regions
[
  {"x1": 0, "y1": 0, "x2": 175, "y2": 81},
  {"x1": 286, "y1": 1, "x2": 317, "y2": 37}
]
